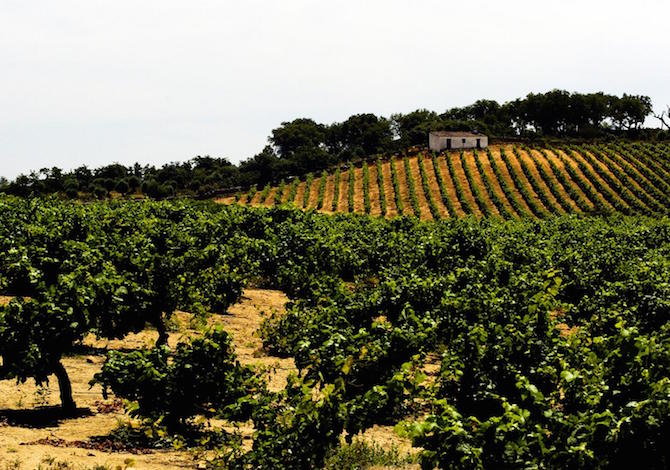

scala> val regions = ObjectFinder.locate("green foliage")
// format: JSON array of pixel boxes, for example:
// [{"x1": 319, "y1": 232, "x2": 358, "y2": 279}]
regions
[
  {"x1": 2, "y1": 196, "x2": 670, "y2": 469},
  {"x1": 332, "y1": 166, "x2": 342, "y2": 211},
  {"x1": 375, "y1": 158, "x2": 387, "y2": 216},
  {"x1": 362, "y1": 162, "x2": 371, "y2": 214},
  {"x1": 258, "y1": 183, "x2": 272, "y2": 205},
  {"x1": 445, "y1": 152, "x2": 475, "y2": 215},
  {"x1": 417, "y1": 154, "x2": 440, "y2": 219},
  {"x1": 286, "y1": 177, "x2": 299, "y2": 204},
  {"x1": 389, "y1": 157, "x2": 404, "y2": 214},
  {"x1": 431, "y1": 152, "x2": 457, "y2": 217},
  {"x1": 538, "y1": 148, "x2": 594, "y2": 213},
  {"x1": 473, "y1": 149, "x2": 514, "y2": 218},
  {"x1": 512, "y1": 146, "x2": 562, "y2": 214},
  {"x1": 94, "y1": 328, "x2": 261, "y2": 428},
  {"x1": 486, "y1": 148, "x2": 530, "y2": 217},
  {"x1": 302, "y1": 173, "x2": 314, "y2": 209},
  {"x1": 273, "y1": 179, "x2": 286, "y2": 206},
  {"x1": 403, "y1": 155, "x2": 421, "y2": 218},
  {"x1": 348, "y1": 163, "x2": 356, "y2": 213},
  {"x1": 459, "y1": 150, "x2": 493, "y2": 217},
  {"x1": 323, "y1": 441, "x2": 415, "y2": 469},
  {"x1": 499, "y1": 147, "x2": 548, "y2": 217},
  {"x1": 316, "y1": 170, "x2": 328, "y2": 210}
]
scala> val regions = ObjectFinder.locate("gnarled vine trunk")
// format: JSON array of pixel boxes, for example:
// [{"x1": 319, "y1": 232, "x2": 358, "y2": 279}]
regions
[{"x1": 53, "y1": 361, "x2": 76, "y2": 414}]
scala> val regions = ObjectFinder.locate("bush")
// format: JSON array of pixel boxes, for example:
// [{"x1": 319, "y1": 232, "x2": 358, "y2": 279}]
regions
[{"x1": 94, "y1": 328, "x2": 262, "y2": 429}]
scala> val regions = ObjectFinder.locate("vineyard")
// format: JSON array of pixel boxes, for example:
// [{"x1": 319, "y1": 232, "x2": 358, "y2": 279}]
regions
[
  {"x1": 1, "y1": 195, "x2": 669, "y2": 468},
  {"x1": 220, "y1": 142, "x2": 670, "y2": 218}
]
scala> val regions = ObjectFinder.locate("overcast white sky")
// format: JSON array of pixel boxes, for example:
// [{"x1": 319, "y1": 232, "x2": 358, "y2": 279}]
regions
[{"x1": 1, "y1": 0, "x2": 669, "y2": 178}]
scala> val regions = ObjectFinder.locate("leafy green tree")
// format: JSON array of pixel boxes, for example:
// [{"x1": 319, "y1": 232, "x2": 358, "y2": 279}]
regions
[{"x1": 270, "y1": 118, "x2": 328, "y2": 159}]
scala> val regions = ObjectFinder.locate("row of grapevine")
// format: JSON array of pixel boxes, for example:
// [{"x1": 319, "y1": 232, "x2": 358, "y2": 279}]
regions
[
  {"x1": 417, "y1": 155, "x2": 441, "y2": 219},
  {"x1": 432, "y1": 153, "x2": 457, "y2": 217},
  {"x1": 302, "y1": 173, "x2": 314, "y2": 209},
  {"x1": 348, "y1": 163, "x2": 355, "y2": 213},
  {"x1": 575, "y1": 145, "x2": 647, "y2": 213},
  {"x1": 473, "y1": 150, "x2": 514, "y2": 218},
  {"x1": 331, "y1": 166, "x2": 342, "y2": 211},
  {"x1": 287, "y1": 177, "x2": 299, "y2": 205},
  {"x1": 584, "y1": 145, "x2": 660, "y2": 213},
  {"x1": 486, "y1": 148, "x2": 530, "y2": 217},
  {"x1": 561, "y1": 146, "x2": 631, "y2": 213},
  {"x1": 459, "y1": 150, "x2": 494, "y2": 217},
  {"x1": 258, "y1": 182, "x2": 272, "y2": 205},
  {"x1": 522, "y1": 147, "x2": 574, "y2": 213},
  {"x1": 403, "y1": 155, "x2": 421, "y2": 218},
  {"x1": 499, "y1": 147, "x2": 548, "y2": 217},
  {"x1": 362, "y1": 162, "x2": 371, "y2": 214},
  {"x1": 512, "y1": 147, "x2": 562, "y2": 215},
  {"x1": 389, "y1": 157, "x2": 404, "y2": 214},
  {"x1": 550, "y1": 148, "x2": 610, "y2": 212},
  {"x1": 316, "y1": 170, "x2": 328, "y2": 210},
  {"x1": 610, "y1": 143, "x2": 670, "y2": 207},
  {"x1": 274, "y1": 179, "x2": 286, "y2": 205},
  {"x1": 445, "y1": 152, "x2": 475, "y2": 215},
  {"x1": 537, "y1": 148, "x2": 594, "y2": 212},
  {"x1": 376, "y1": 158, "x2": 387, "y2": 216}
]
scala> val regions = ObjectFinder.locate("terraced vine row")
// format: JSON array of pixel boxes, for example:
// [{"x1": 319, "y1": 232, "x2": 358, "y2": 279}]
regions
[{"x1": 225, "y1": 144, "x2": 670, "y2": 219}]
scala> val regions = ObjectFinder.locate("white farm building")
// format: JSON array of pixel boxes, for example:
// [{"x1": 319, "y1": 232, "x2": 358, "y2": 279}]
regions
[{"x1": 429, "y1": 131, "x2": 488, "y2": 152}]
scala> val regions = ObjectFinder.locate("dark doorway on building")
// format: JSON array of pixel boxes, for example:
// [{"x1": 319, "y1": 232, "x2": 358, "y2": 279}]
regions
[
  {"x1": 476, "y1": 138, "x2": 481, "y2": 149},
  {"x1": 446, "y1": 138, "x2": 452, "y2": 150}
]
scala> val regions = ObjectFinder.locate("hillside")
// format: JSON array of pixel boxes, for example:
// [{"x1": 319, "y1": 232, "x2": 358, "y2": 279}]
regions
[{"x1": 219, "y1": 142, "x2": 670, "y2": 219}]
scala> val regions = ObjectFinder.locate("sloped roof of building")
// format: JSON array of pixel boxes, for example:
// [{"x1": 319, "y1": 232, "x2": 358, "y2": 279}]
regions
[{"x1": 429, "y1": 131, "x2": 485, "y2": 137}]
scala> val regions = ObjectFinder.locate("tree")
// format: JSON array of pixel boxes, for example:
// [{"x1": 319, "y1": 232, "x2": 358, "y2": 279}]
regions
[
  {"x1": 115, "y1": 179, "x2": 130, "y2": 195},
  {"x1": 654, "y1": 106, "x2": 670, "y2": 130},
  {"x1": 270, "y1": 118, "x2": 327, "y2": 159},
  {"x1": 391, "y1": 110, "x2": 444, "y2": 148},
  {"x1": 611, "y1": 94, "x2": 653, "y2": 130},
  {"x1": 327, "y1": 114, "x2": 393, "y2": 159}
]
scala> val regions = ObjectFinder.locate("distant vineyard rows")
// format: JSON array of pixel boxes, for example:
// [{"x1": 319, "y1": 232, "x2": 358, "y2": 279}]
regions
[{"x1": 226, "y1": 142, "x2": 670, "y2": 218}]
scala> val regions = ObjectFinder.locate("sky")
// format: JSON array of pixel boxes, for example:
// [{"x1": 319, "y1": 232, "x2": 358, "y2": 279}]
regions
[{"x1": 1, "y1": 0, "x2": 669, "y2": 179}]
